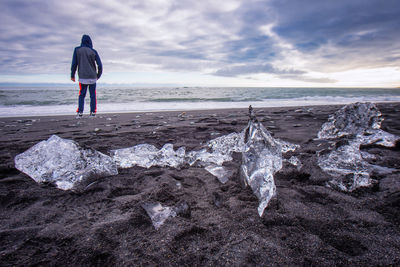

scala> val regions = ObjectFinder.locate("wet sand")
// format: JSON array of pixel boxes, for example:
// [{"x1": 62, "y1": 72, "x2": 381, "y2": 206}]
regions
[{"x1": 1, "y1": 103, "x2": 400, "y2": 266}]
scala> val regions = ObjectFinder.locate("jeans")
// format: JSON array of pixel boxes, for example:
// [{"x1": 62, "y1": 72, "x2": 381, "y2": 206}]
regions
[{"x1": 77, "y1": 83, "x2": 96, "y2": 113}]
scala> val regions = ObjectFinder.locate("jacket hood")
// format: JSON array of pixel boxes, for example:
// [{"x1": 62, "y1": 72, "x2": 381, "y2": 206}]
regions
[{"x1": 81, "y1": 35, "x2": 93, "y2": 48}]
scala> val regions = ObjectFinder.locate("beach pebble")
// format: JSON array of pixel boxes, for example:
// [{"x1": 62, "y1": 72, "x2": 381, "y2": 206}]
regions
[{"x1": 174, "y1": 200, "x2": 191, "y2": 218}]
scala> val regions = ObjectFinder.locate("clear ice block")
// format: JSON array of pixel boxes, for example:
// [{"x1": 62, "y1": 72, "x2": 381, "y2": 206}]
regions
[
  {"x1": 111, "y1": 143, "x2": 186, "y2": 169},
  {"x1": 14, "y1": 135, "x2": 118, "y2": 190},
  {"x1": 205, "y1": 165, "x2": 231, "y2": 184},
  {"x1": 240, "y1": 107, "x2": 283, "y2": 217},
  {"x1": 141, "y1": 202, "x2": 176, "y2": 230},
  {"x1": 317, "y1": 102, "x2": 399, "y2": 191},
  {"x1": 317, "y1": 102, "x2": 383, "y2": 139}
]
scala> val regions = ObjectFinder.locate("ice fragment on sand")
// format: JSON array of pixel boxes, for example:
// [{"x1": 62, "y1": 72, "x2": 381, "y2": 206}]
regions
[
  {"x1": 317, "y1": 102, "x2": 382, "y2": 139},
  {"x1": 362, "y1": 129, "x2": 399, "y2": 147},
  {"x1": 317, "y1": 102, "x2": 399, "y2": 191},
  {"x1": 14, "y1": 135, "x2": 118, "y2": 190},
  {"x1": 205, "y1": 165, "x2": 231, "y2": 184},
  {"x1": 111, "y1": 106, "x2": 299, "y2": 217},
  {"x1": 187, "y1": 132, "x2": 245, "y2": 166},
  {"x1": 111, "y1": 143, "x2": 186, "y2": 169},
  {"x1": 287, "y1": 156, "x2": 302, "y2": 170},
  {"x1": 141, "y1": 202, "x2": 176, "y2": 230},
  {"x1": 318, "y1": 140, "x2": 371, "y2": 191},
  {"x1": 240, "y1": 106, "x2": 283, "y2": 217}
]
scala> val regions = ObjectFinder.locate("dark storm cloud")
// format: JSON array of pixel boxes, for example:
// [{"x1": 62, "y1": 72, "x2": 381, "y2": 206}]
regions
[{"x1": 269, "y1": 0, "x2": 400, "y2": 68}]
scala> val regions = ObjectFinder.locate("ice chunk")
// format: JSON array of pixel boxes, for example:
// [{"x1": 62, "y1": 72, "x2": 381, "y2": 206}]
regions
[
  {"x1": 14, "y1": 135, "x2": 118, "y2": 190},
  {"x1": 318, "y1": 140, "x2": 371, "y2": 191},
  {"x1": 111, "y1": 106, "x2": 299, "y2": 217},
  {"x1": 240, "y1": 106, "x2": 282, "y2": 217},
  {"x1": 318, "y1": 102, "x2": 382, "y2": 139},
  {"x1": 111, "y1": 143, "x2": 186, "y2": 169},
  {"x1": 141, "y1": 202, "x2": 176, "y2": 230},
  {"x1": 187, "y1": 148, "x2": 231, "y2": 166},
  {"x1": 111, "y1": 144, "x2": 159, "y2": 168},
  {"x1": 317, "y1": 103, "x2": 399, "y2": 191},
  {"x1": 277, "y1": 140, "x2": 300, "y2": 153},
  {"x1": 187, "y1": 132, "x2": 245, "y2": 166},
  {"x1": 362, "y1": 129, "x2": 399, "y2": 147},
  {"x1": 112, "y1": 132, "x2": 245, "y2": 170},
  {"x1": 205, "y1": 165, "x2": 232, "y2": 184},
  {"x1": 287, "y1": 156, "x2": 302, "y2": 170},
  {"x1": 207, "y1": 132, "x2": 246, "y2": 156}
]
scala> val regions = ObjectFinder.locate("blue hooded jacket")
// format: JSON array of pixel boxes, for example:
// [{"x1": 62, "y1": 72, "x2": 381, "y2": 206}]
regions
[{"x1": 71, "y1": 35, "x2": 102, "y2": 80}]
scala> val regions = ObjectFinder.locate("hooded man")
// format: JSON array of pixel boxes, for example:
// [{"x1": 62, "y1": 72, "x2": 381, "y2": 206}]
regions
[{"x1": 71, "y1": 34, "x2": 102, "y2": 117}]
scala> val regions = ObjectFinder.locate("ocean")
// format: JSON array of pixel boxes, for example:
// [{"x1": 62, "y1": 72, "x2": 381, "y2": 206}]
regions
[{"x1": 1, "y1": 84, "x2": 400, "y2": 117}]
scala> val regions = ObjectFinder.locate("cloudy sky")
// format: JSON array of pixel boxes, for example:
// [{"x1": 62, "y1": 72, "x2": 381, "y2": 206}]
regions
[{"x1": 0, "y1": 0, "x2": 399, "y2": 87}]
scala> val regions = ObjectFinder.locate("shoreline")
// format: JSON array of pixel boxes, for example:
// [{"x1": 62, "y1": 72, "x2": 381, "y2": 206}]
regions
[
  {"x1": 1, "y1": 98, "x2": 400, "y2": 118},
  {"x1": 1, "y1": 100, "x2": 400, "y2": 119}
]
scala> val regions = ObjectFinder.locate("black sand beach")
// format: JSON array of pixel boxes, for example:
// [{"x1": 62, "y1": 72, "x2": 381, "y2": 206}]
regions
[{"x1": 1, "y1": 103, "x2": 400, "y2": 266}]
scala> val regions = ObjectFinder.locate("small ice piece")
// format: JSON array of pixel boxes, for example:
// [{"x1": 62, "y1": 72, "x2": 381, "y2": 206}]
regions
[
  {"x1": 240, "y1": 106, "x2": 281, "y2": 217},
  {"x1": 205, "y1": 165, "x2": 231, "y2": 184},
  {"x1": 14, "y1": 135, "x2": 118, "y2": 190},
  {"x1": 141, "y1": 202, "x2": 176, "y2": 230},
  {"x1": 287, "y1": 156, "x2": 302, "y2": 170},
  {"x1": 277, "y1": 140, "x2": 300, "y2": 153},
  {"x1": 111, "y1": 143, "x2": 186, "y2": 169}
]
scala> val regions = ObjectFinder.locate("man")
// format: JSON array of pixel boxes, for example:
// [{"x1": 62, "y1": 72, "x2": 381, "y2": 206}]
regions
[{"x1": 71, "y1": 34, "x2": 102, "y2": 118}]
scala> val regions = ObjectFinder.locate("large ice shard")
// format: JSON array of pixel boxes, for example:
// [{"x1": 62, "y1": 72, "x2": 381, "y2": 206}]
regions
[
  {"x1": 14, "y1": 135, "x2": 118, "y2": 190},
  {"x1": 317, "y1": 102, "x2": 399, "y2": 191},
  {"x1": 111, "y1": 143, "x2": 186, "y2": 169},
  {"x1": 240, "y1": 106, "x2": 283, "y2": 217}
]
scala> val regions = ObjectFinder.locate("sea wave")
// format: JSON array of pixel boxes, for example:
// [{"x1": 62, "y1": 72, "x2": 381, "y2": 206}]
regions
[{"x1": 2, "y1": 95, "x2": 400, "y2": 117}]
